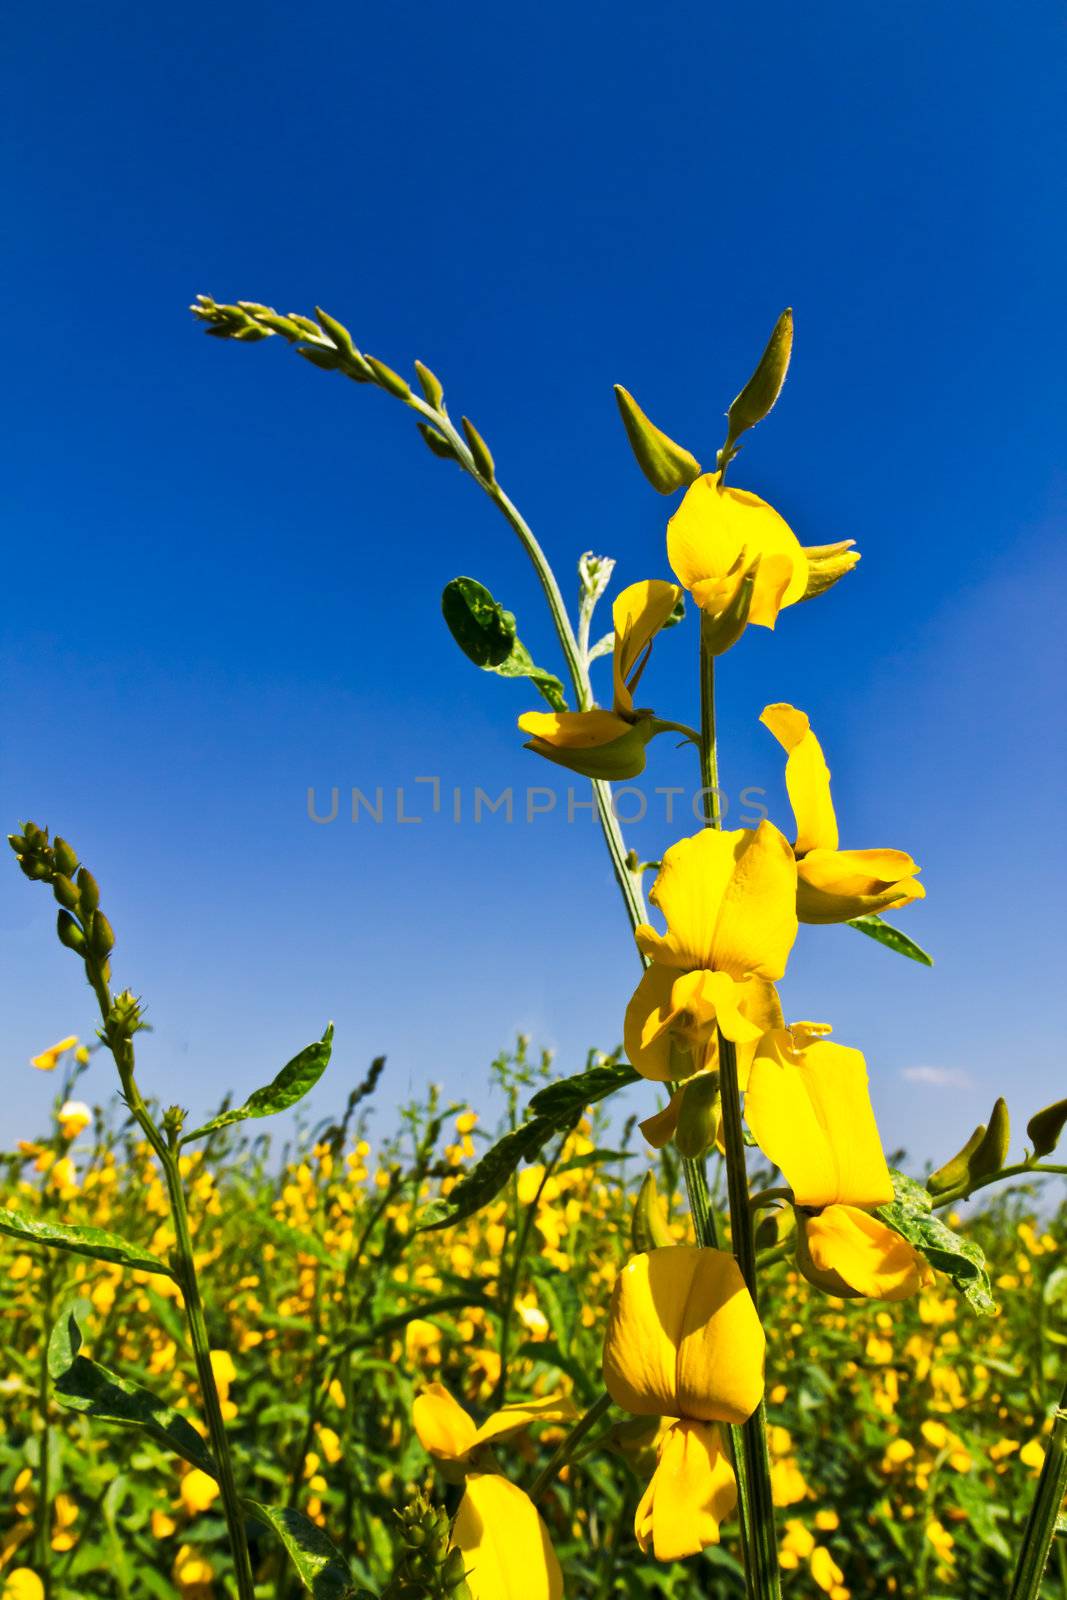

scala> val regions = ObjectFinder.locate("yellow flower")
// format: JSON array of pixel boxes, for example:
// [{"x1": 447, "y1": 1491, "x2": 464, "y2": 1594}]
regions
[
  {"x1": 57, "y1": 1100, "x2": 91, "y2": 1141},
  {"x1": 519, "y1": 579, "x2": 680, "y2": 778},
  {"x1": 633, "y1": 1418, "x2": 737, "y2": 1560},
  {"x1": 451, "y1": 1474, "x2": 563, "y2": 1600},
  {"x1": 624, "y1": 822, "x2": 797, "y2": 1082},
  {"x1": 760, "y1": 704, "x2": 924, "y2": 922},
  {"x1": 30, "y1": 1036, "x2": 78, "y2": 1072},
  {"x1": 2, "y1": 1572, "x2": 45, "y2": 1600},
  {"x1": 745, "y1": 1028, "x2": 931, "y2": 1300},
  {"x1": 602, "y1": 1246, "x2": 765, "y2": 1561},
  {"x1": 179, "y1": 1468, "x2": 219, "y2": 1515},
  {"x1": 667, "y1": 474, "x2": 858, "y2": 647},
  {"x1": 412, "y1": 1382, "x2": 577, "y2": 1477}
]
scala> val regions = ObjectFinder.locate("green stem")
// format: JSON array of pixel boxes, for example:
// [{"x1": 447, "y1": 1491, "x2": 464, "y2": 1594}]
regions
[
  {"x1": 1008, "y1": 1374, "x2": 1067, "y2": 1600},
  {"x1": 85, "y1": 958, "x2": 255, "y2": 1600},
  {"x1": 492, "y1": 1135, "x2": 568, "y2": 1407},
  {"x1": 35, "y1": 1257, "x2": 54, "y2": 1590},
  {"x1": 161, "y1": 1145, "x2": 257, "y2": 1600},
  {"x1": 529, "y1": 1392, "x2": 614, "y2": 1503},
  {"x1": 698, "y1": 627, "x2": 781, "y2": 1600}
]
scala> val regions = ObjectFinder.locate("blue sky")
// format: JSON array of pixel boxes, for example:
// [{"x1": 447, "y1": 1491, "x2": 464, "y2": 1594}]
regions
[{"x1": 3, "y1": 1, "x2": 1065, "y2": 1171}]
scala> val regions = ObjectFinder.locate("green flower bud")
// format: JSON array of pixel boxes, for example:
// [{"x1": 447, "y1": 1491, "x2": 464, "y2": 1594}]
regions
[
  {"x1": 1027, "y1": 1097, "x2": 1067, "y2": 1159},
  {"x1": 927, "y1": 1124, "x2": 985, "y2": 1196},
  {"x1": 968, "y1": 1097, "x2": 1010, "y2": 1180},
  {"x1": 52, "y1": 837, "x2": 79, "y2": 876},
  {"x1": 613, "y1": 384, "x2": 702, "y2": 495},
  {"x1": 719, "y1": 307, "x2": 793, "y2": 470},
  {"x1": 672, "y1": 1072, "x2": 722, "y2": 1159},
  {"x1": 89, "y1": 911, "x2": 115, "y2": 959},
  {"x1": 631, "y1": 1171, "x2": 673, "y2": 1253},
  {"x1": 366, "y1": 355, "x2": 411, "y2": 398},
  {"x1": 76, "y1": 868, "x2": 100, "y2": 913},
  {"x1": 460, "y1": 416, "x2": 495, "y2": 483},
  {"x1": 56, "y1": 910, "x2": 87, "y2": 953},
  {"x1": 53, "y1": 874, "x2": 80, "y2": 911}
]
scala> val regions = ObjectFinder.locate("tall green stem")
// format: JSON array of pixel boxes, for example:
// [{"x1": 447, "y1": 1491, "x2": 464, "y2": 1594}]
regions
[
  {"x1": 84, "y1": 959, "x2": 256, "y2": 1600},
  {"x1": 1008, "y1": 1373, "x2": 1067, "y2": 1600},
  {"x1": 698, "y1": 626, "x2": 782, "y2": 1600}
]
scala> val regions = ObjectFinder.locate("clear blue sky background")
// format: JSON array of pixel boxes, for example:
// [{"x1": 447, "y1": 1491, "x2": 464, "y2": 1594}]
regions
[{"x1": 3, "y1": 2, "x2": 1065, "y2": 1170}]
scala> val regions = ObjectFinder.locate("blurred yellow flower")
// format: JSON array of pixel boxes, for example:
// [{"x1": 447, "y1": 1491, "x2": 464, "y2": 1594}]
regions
[
  {"x1": 451, "y1": 1473, "x2": 563, "y2": 1600},
  {"x1": 760, "y1": 704, "x2": 924, "y2": 922},
  {"x1": 624, "y1": 822, "x2": 797, "y2": 1082},
  {"x1": 519, "y1": 579, "x2": 680, "y2": 779},
  {"x1": 30, "y1": 1036, "x2": 78, "y2": 1072},
  {"x1": 57, "y1": 1100, "x2": 91, "y2": 1140},
  {"x1": 179, "y1": 1468, "x2": 219, "y2": 1515},
  {"x1": 2, "y1": 1571, "x2": 45, "y2": 1600},
  {"x1": 413, "y1": 1381, "x2": 576, "y2": 1477}
]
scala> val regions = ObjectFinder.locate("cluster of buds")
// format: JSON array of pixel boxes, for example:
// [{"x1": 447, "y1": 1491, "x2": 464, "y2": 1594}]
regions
[
  {"x1": 383, "y1": 1493, "x2": 471, "y2": 1600},
  {"x1": 9, "y1": 824, "x2": 115, "y2": 981}
]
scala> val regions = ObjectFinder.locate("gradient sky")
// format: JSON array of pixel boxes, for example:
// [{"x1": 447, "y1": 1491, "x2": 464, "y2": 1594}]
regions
[{"x1": 3, "y1": 1, "x2": 1065, "y2": 1172}]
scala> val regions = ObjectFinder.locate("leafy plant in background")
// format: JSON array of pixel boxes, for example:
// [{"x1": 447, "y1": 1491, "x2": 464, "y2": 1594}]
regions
[{"x1": 3, "y1": 307, "x2": 1065, "y2": 1599}]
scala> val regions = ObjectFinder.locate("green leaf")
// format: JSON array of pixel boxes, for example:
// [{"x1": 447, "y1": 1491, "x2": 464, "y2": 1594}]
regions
[
  {"x1": 0, "y1": 1207, "x2": 176, "y2": 1279},
  {"x1": 418, "y1": 1058, "x2": 638, "y2": 1230},
  {"x1": 876, "y1": 1170, "x2": 996, "y2": 1315},
  {"x1": 245, "y1": 1502, "x2": 362, "y2": 1599},
  {"x1": 441, "y1": 577, "x2": 566, "y2": 710},
  {"x1": 184, "y1": 1024, "x2": 333, "y2": 1142},
  {"x1": 48, "y1": 1300, "x2": 217, "y2": 1474},
  {"x1": 846, "y1": 913, "x2": 933, "y2": 966}
]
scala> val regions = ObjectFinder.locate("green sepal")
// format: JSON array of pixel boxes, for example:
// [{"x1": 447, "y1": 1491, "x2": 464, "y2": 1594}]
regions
[
  {"x1": 522, "y1": 716, "x2": 654, "y2": 780},
  {"x1": 182, "y1": 1024, "x2": 334, "y2": 1143},
  {"x1": 876, "y1": 1169, "x2": 996, "y2": 1316},
  {"x1": 613, "y1": 385, "x2": 702, "y2": 495},
  {"x1": 846, "y1": 913, "x2": 933, "y2": 966},
  {"x1": 0, "y1": 1206, "x2": 177, "y2": 1279},
  {"x1": 48, "y1": 1299, "x2": 217, "y2": 1473}
]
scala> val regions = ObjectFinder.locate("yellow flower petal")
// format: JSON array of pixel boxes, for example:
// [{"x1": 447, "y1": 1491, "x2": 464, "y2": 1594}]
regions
[
  {"x1": 412, "y1": 1383, "x2": 478, "y2": 1461},
  {"x1": 797, "y1": 849, "x2": 925, "y2": 923},
  {"x1": 634, "y1": 1420, "x2": 736, "y2": 1561},
  {"x1": 603, "y1": 1246, "x2": 765, "y2": 1424},
  {"x1": 452, "y1": 1474, "x2": 563, "y2": 1600},
  {"x1": 667, "y1": 474, "x2": 808, "y2": 629},
  {"x1": 804, "y1": 1206, "x2": 932, "y2": 1300},
  {"x1": 760, "y1": 703, "x2": 839, "y2": 854},
  {"x1": 30, "y1": 1036, "x2": 78, "y2": 1072},
  {"x1": 612, "y1": 579, "x2": 682, "y2": 715},
  {"x1": 3, "y1": 1573, "x2": 45, "y2": 1600},
  {"x1": 518, "y1": 709, "x2": 630, "y2": 749},
  {"x1": 519, "y1": 710, "x2": 654, "y2": 779},
  {"x1": 635, "y1": 823, "x2": 797, "y2": 981},
  {"x1": 745, "y1": 1033, "x2": 894, "y2": 1209},
  {"x1": 471, "y1": 1393, "x2": 579, "y2": 1450}
]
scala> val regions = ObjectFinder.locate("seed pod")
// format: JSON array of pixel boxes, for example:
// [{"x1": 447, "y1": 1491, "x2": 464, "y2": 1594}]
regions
[
  {"x1": 56, "y1": 910, "x2": 87, "y2": 953},
  {"x1": 1027, "y1": 1097, "x2": 1067, "y2": 1159},
  {"x1": 460, "y1": 416, "x2": 495, "y2": 483},
  {"x1": 613, "y1": 384, "x2": 702, "y2": 495},
  {"x1": 927, "y1": 1123, "x2": 986, "y2": 1196},
  {"x1": 631, "y1": 1171, "x2": 673, "y2": 1252},
  {"x1": 720, "y1": 307, "x2": 794, "y2": 466},
  {"x1": 969, "y1": 1097, "x2": 1010, "y2": 1180}
]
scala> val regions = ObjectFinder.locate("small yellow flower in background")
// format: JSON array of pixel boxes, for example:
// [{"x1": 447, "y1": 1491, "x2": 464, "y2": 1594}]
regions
[
  {"x1": 451, "y1": 1473, "x2": 563, "y2": 1599},
  {"x1": 624, "y1": 822, "x2": 797, "y2": 1083},
  {"x1": 179, "y1": 1468, "x2": 219, "y2": 1515},
  {"x1": 602, "y1": 1246, "x2": 764, "y2": 1559},
  {"x1": 57, "y1": 1100, "x2": 91, "y2": 1141},
  {"x1": 745, "y1": 1027, "x2": 931, "y2": 1301},
  {"x1": 1020, "y1": 1437, "x2": 1046, "y2": 1471},
  {"x1": 519, "y1": 579, "x2": 681, "y2": 779},
  {"x1": 2, "y1": 1571, "x2": 45, "y2": 1600},
  {"x1": 810, "y1": 1543, "x2": 847, "y2": 1594},
  {"x1": 31, "y1": 1036, "x2": 78, "y2": 1072},
  {"x1": 151, "y1": 1509, "x2": 178, "y2": 1539},
  {"x1": 412, "y1": 1381, "x2": 577, "y2": 1479},
  {"x1": 779, "y1": 1516, "x2": 815, "y2": 1566},
  {"x1": 760, "y1": 704, "x2": 924, "y2": 922},
  {"x1": 925, "y1": 1517, "x2": 955, "y2": 1564}
]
